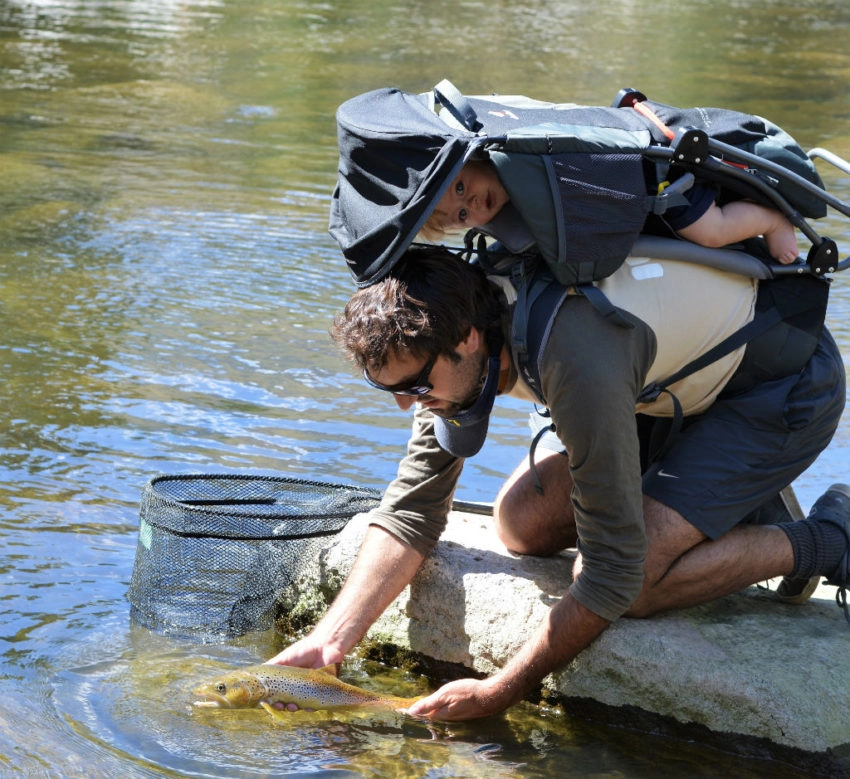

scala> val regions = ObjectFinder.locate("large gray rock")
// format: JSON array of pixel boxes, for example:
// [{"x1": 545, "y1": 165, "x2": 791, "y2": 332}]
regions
[{"x1": 299, "y1": 508, "x2": 849, "y2": 765}]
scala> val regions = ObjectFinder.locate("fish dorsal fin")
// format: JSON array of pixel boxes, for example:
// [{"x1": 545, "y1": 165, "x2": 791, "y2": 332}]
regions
[{"x1": 318, "y1": 663, "x2": 341, "y2": 678}]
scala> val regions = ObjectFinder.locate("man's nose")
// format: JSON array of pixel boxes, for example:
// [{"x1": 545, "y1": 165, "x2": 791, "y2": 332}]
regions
[{"x1": 394, "y1": 395, "x2": 417, "y2": 411}]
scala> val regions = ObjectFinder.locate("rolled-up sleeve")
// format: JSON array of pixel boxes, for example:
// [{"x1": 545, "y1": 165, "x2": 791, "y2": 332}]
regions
[
  {"x1": 369, "y1": 408, "x2": 464, "y2": 557},
  {"x1": 542, "y1": 296, "x2": 656, "y2": 621}
]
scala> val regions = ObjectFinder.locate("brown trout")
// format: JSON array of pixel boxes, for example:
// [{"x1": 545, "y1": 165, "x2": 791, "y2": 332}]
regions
[{"x1": 193, "y1": 664, "x2": 423, "y2": 713}]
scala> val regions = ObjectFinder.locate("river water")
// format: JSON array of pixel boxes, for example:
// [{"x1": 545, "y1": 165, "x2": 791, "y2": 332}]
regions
[{"x1": 1, "y1": 1, "x2": 849, "y2": 776}]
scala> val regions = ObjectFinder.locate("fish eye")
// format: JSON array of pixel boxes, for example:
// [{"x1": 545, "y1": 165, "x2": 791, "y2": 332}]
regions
[
  {"x1": 455, "y1": 181, "x2": 464, "y2": 196},
  {"x1": 215, "y1": 683, "x2": 227, "y2": 694},
  {"x1": 458, "y1": 207, "x2": 468, "y2": 223}
]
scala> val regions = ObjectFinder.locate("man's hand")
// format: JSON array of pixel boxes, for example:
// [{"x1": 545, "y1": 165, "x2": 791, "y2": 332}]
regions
[
  {"x1": 264, "y1": 526, "x2": 424, "y2": 673},
  {"x1": 262, "y1": 637, "x2": 342, "y2": 712},
  {"x1": 405, "y1": 675, "x2": 517, "y2": 721},
  {"x1": 264, "y1": 636, "x2": 342, "y2": 669},
  {"x1": 260, "y1": 526, "x2": 425, "y2": 713}
]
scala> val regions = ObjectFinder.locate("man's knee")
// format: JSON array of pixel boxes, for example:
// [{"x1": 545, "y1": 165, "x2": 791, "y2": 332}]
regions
[
  {"x1": 624, "y1": 587, "x2": 656, "y2": 619},
  {"x1": 493, "y1": 450, "x2": 577, "y2": 556},
  {"x1": 624, "y1": 496, "x2": 710, "y2": 617}
]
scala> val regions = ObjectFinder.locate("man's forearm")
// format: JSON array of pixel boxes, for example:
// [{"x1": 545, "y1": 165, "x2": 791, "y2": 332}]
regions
[
  {"x1": 494, "y1": 592, "x2": 609, "y2": 705},
  {"x1": 409, "y1": 590, "x2": 610, "y2": 719},
  {"x1": 306, "y1": 524, "x2": 425, "y2": 658}
]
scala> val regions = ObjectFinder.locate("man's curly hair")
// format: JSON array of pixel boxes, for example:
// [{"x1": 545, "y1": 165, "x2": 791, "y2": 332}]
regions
[{"x1": 331, "y1": 245, "x2": 504, "y2": 372}]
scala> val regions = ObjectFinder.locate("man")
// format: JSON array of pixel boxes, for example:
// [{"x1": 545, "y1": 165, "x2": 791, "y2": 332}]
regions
[{"x1": 267, "y1": 244, "x2": 850, "y2": 720}]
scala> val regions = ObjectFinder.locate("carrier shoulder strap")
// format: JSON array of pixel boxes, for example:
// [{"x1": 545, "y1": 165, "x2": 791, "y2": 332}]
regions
[
  {"x1": 510, "y1": 265, "x2": 568, "y2": 404},
  {"x1": 634, "y1": 306, "x2": 784, "y2": 461},
  {"x1": 515, "y1": 271, "x2": 783, "y2": 414},
  {"x1": 515, "y1": 276, "x2": 791, "y2": 475},
  {"x1": 510, "y1": 270, "x2": 635, "y2": 407},
  {"x1": 509, "y1": 249, "x2": 832, "y2": 492},
  {"x1": 636, "y1": 309, "x2": 782, "y2": 406}
]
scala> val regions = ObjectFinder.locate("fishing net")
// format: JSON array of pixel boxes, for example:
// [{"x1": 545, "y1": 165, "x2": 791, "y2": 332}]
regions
[{"x1": 127, "y1": 473, "x2": 381, "y2": 641}]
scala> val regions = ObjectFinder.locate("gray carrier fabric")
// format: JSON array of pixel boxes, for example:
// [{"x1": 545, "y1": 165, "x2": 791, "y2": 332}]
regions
[
  {"x1": 330, "y1": 81, "x2": 828, "y2": 287},
  {"x1": 329, "y1": 87, "x2": 483, "y2": 288},
  {"x1": 127, "y1": 473, "x2": 380, "y2": 640}
]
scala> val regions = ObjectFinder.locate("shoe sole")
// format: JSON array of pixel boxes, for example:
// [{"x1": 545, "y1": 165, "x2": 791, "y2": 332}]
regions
[{"x1": 776, "y1": 574, "x2": 821, "y2": 604}]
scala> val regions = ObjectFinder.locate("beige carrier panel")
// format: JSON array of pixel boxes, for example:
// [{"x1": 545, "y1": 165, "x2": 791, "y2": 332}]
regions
[{"x1": 599, "y1": 257, "x2": 757, "y2": 416}]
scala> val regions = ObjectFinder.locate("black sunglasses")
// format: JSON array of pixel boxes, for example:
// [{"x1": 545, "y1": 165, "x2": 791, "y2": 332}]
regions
[{"x1": 362, "y1": 356, "x2": 435, "y2": 396}]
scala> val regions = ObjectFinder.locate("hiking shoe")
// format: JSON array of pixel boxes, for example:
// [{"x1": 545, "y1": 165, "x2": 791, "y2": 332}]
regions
[{"x1": 808, "y1": 483, "x2": 850, "y2": 626}]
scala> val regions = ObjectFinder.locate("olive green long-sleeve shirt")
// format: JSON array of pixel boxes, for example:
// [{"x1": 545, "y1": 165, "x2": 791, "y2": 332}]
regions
[{"x1": 369, "y1": 259, "x2": 756, "y2": 622}]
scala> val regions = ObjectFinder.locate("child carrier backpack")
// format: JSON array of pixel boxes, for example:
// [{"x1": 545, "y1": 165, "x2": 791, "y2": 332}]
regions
[
  {"x1": 330, "y1": 81, "x2": 850, "y2": 467},
  {"x1": 330, "y1": 80, "x2": 850, "y2": 288}
]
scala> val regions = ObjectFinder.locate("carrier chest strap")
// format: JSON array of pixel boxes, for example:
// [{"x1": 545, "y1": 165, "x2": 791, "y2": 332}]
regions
[
  {"x1": 517, "y1": 271, "x2": 786, "y2": 406},
  {"x1": 512, "y1": 273, "x2": 637, "y2": 404},
  {"x1": 510, "y1": 267, "x2": 569, "y2": 404},
  {"x1": 579, "y1": 285, "x2": 635, "y2": 329}
]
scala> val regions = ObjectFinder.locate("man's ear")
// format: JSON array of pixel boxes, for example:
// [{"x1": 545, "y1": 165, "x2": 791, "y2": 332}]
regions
[{"x1": 456, "y1": 326, "x2": 481, "y2": 356}]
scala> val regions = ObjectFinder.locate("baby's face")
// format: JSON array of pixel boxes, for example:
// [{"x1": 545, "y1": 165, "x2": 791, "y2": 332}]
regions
[{"x1": 434, "y1": 161, "x2": 509, "y2": 230}]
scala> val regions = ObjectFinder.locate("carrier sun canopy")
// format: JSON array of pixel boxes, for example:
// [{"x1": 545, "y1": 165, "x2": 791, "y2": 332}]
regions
[{"x1": 329, "y1": 87, "x2": 485, "y2": 287}]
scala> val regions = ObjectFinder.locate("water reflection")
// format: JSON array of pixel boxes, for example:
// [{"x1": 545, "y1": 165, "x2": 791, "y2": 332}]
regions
[{"x1": 1, "y1": 0, "x2": 849, "y2": 775}]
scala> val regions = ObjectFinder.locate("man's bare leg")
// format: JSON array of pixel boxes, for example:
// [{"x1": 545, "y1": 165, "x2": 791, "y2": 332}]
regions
[
  {"x1": 494, "y1": 448, "x2": 797, "y2": 616},
  {"x1": 628, "y1": 497, "x2": 796, "y2": 617}
]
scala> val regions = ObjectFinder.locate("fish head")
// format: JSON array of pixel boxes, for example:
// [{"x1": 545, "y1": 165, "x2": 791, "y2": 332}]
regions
[{"x1": 193, "y1": 670, "x2": 266, "y2": 708}]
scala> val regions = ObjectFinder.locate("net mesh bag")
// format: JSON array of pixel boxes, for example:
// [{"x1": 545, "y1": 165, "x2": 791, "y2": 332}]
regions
[{"x1": 127, "y1": 473, "x2": 381, "y2": 640}]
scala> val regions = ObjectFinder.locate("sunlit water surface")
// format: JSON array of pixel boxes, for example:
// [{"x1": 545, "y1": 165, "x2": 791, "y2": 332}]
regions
[{"x1": 1, "y1": 0, "x2": 849, "y2": 776}]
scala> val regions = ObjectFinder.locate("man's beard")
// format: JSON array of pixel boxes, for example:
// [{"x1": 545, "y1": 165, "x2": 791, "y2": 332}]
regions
[{"x1": 428, "y1": 350, "x2": 488, "y2": 419}]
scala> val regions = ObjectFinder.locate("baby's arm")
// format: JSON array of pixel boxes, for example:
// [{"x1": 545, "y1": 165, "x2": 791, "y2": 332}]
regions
[{"x1": 678, "y1": 201, "x2": 799, "y2": 264}]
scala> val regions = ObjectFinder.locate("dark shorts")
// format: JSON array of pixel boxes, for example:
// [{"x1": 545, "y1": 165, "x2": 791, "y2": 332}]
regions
[
  {"x1": 530, "y1": 327, "x2": 846, "y2": 539},
  {"x1": 662, "y1": 181, "x2": 718, "y2": 232}
]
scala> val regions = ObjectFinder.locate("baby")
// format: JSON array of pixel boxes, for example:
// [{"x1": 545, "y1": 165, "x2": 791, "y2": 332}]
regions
[{"x1": 423, "y1": 158, "x2": 799, "y2": 265}]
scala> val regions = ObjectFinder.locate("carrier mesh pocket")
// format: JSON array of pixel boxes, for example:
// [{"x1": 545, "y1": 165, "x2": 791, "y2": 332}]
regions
[
  {"x1": 127, "y1": 473, "x2": 380, "y2": 640},
  {"x1": 550, "y1": 152, "x2": 651, "y2": 279}
]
